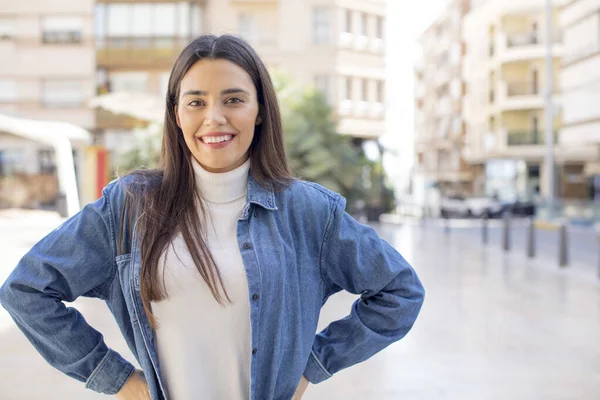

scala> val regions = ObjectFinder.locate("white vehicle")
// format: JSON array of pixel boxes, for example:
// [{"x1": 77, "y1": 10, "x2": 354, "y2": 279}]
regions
[{"x1": 440, "y1": 195, "x2": 505, "y2": 218}]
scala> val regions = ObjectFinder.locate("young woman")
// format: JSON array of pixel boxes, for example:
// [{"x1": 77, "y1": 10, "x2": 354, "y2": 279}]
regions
[{"x1": 0, "y1": 35, "x2": 425, "y2": 400}]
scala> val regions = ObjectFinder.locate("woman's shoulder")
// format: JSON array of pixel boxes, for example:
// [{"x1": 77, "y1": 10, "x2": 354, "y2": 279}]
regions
[{"x1": 279, "y1": 179, "x2": 345, "y2": 212}]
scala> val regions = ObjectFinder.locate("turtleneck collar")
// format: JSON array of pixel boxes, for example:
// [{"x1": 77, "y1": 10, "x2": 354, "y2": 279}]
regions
[{"x1": 191, "y1": 157, "x2": 250, "y2": 204}]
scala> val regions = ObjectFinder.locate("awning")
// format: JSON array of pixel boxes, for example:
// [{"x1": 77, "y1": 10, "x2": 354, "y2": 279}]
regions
[
  {"x1": 0, "y1": 113, "x2": 92, "y2": 217},
  {"x1": 89, "y1": 92, "x2": 165, "y2": 123}
]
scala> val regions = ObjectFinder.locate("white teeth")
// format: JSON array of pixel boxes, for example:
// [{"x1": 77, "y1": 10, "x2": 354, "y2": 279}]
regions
[{"x1": 202, "y1": 135, "x2": 233, "y2": 144}]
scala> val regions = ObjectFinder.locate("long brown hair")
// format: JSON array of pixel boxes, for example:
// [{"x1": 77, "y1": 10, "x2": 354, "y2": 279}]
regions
[{"x1": 119, "y1": 35, "x2": 292, "y2": 328}]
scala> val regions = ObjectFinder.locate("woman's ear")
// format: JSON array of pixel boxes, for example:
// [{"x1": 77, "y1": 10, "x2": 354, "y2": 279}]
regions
[{"x1": 256, "y1": 106, "x2": 263, "y2": 125}]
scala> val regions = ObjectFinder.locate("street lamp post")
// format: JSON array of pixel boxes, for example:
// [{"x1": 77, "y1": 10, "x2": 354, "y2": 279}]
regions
[{"x1": 544, "y1": 0, "x2": 556, "y2": 214}]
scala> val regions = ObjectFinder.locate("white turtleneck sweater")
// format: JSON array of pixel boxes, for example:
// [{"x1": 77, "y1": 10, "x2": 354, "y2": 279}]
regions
[{"x1": 152, "y1": 158, "x2": 252, "y2": 400}]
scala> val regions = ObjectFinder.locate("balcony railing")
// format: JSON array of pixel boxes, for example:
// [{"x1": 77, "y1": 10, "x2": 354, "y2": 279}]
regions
[
  {"x1": 506, "y1": 31, "x2": 561, "y2": 47},
  {"x1": 506, "y1": 81, "x2": 539, "y2": 96},
  {"x1": 96, "y1": 36, "x2": 191, "y2": 67},
  {"x1": 507, "y1": 130, "x2": 557, "y2": 146}
]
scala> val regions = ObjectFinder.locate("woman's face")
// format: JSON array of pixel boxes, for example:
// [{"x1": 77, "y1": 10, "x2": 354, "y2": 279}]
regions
[{"x1": 175, "y1": 58, "x2": 262, "y2": 173}]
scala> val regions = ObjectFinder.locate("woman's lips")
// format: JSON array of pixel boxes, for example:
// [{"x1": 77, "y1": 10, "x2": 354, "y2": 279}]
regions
[{"x1": 198, "y1": 134, "x2": 235, "y2": 149}]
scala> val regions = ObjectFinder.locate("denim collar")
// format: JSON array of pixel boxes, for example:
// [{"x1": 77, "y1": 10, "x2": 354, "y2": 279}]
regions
[{"x1": 247, "y1": 173, "x2": 278, "y2": 211}]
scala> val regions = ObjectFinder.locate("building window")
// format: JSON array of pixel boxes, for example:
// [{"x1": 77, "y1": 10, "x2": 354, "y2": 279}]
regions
[
  {"x1": 361, "y1": 13, "x2": 368, "y2": 37},
  {"x1": 109, "y1": 72, "x2": 148, "y2": 93},
  {"x1": 42, "y1": 81, "x2": 84, "y2": 108},
  {"x1": 345, "y1": 77, "x2": 353, "y2": 100},
  {"x1": 95, "y1": 4, "x2": 106, "y2": 44},
  {"x1": 42, "y1": 17, "x2": 83, "y2": 44},
  {"x1": 103, "y1": 3, "x2": 184, "y2": 39},
  {"x1": 154, "y1": 4, "x2": 177, "y2": 37},
  {"x1": 361, "y1": 79, "x2": 368, "y2": 101},
  {"x1": 38, "y1": 149, "x2": 56, "y2": 174},
  {"x1": 313, "y1": 8, "x2": 331, "y2": 44},
  {"x1": 0, "y1": 17, "x2": 15, "y2": 40},
  {"x1": 344, "y1": 9, "x2": 352, "y2": 33},
  {"x1": 314, "y1": 75, "x2": 329, "y2": 101},
  {"x1": 0, "y1": 80, "x2": 17, "y2": 103},
  {"x1": 190, "y1": 4, "x2": 203, "y2": 36},
  {"x1": 0, "y1": 149, "x2": 26, "y2": 177},
  {"x1": 238, "y1": 13, "x2": 254, "y2": 42},
  {"x1": 377, "y1": 80, "x2": 385, "y2": 103},
  {"x1": 376, "y1": 16, "x2": 384, "y2": 39}
]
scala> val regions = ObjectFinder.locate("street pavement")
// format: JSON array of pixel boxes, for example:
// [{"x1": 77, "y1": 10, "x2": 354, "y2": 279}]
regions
[{"x1": 0, "y1": 213, "x2": 599, "y2": 399}]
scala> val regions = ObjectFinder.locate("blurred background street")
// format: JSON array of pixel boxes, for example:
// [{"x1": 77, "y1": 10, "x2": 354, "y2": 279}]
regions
[{"x1": 2, "y1": 0, "x2": 600, "y2": 398}]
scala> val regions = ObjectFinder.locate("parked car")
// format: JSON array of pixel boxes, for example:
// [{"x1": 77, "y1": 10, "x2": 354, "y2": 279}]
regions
[
  {"x1": 440, "y1": 195, "x2": 505, "y2": 218},
  {"x1": 502, "y1": 199, "x2": 536, "y2": 217}
]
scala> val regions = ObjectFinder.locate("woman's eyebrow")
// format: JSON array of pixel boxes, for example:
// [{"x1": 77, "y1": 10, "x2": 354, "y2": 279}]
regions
[{"x1": 181, "y1": 88, "x2": 250, "y2": 97}]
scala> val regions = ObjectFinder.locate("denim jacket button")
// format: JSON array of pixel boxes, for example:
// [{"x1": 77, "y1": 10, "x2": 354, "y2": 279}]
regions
[
  {"x1": 252, "y1": 293, "x2": 260, "y2": 301},
  {"x1": 252, "y1": 348, "x2": 258, "y2": 355},
  {"x1": 243, "y1": 242, "x2": 252, "y2": 250}
]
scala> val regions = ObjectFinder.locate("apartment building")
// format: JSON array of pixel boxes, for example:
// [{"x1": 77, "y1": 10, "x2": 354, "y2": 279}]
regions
[
  {"x1": 0, "y1": 0, "x2": 95, "y2": 207},
  {"x1": 559, "y1": 0, "x2": 600, "y2": 200},
  {"x1": 201, "y1": 0, "x2": 387, "y2": 141},
  {"x1": 462, "y1": 0, "x2": 574, "y2": 200},
  {"x1": 414, "y1": 0, "x2": 473, "y2": 198}
]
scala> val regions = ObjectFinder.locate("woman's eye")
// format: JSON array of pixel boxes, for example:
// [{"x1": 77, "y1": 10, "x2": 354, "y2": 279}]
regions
[
  {"x1": 226, "y1": 97, "x2": 243, "y2": 104},
  {"x1": 188, "y1": 100, "x2": 203, "y2": 107}
]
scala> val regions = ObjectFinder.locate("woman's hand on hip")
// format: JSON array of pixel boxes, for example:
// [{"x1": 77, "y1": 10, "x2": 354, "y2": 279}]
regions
[
  {"x1": 116, "y1": 369, "x2": 151, "y2": 400},
  {"x1": 292, "y1": 375, "x2": 309, "y2": 399}
]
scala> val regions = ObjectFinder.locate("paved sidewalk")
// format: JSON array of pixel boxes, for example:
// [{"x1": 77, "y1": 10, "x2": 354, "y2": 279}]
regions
[{"x1": 0, "y1": 219, "x2": 599, "y2": 399}]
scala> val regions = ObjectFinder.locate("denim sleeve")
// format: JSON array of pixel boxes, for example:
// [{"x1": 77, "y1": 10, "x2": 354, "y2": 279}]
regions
[
  {"x1": 0, "y1": 183, "x2": 135, "y2": 395},
  {"x1": 303, "y1": 194, "x2": 425, "y2": 384}
]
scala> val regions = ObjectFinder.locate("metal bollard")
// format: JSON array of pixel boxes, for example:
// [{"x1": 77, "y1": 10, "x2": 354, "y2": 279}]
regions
[
  {"x1": 503, "y1": 214, "x2": 511, "y2": 252},
  {"x1": 444, "y1": 215, "x2": 450, "y2": 235},
  {"x1": 482, "y1": 215, "x2": 488, "y2": 244},
  {"x1": 597, "y1": 226, "x2": 600, "y2": 279},
  {"x1": 527, "y1": 217, "x2": 535, "y2": 258},
  {"x1": 559, "y1": 223, "x2": 568, "y2": 267}
]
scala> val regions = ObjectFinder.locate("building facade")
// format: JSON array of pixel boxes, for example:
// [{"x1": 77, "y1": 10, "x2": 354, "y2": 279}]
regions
[
  {"x1": 462, "y1": 0, "x2": 576, "y2": 201},
  {"x1": 414, "y1": 0, "x2": 473, "y2": 200},
  {"x1": 559, "y1": 0, "x2": 600, "y2": 200},
  {"x1": 0, "y1": 0, "x2": 95, "y2": 207}
]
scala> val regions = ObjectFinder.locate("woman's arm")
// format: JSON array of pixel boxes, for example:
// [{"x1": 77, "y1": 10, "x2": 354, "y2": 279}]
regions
[
  {"x1": 303, "y1": 194, "x2": 425, "y2": 384},
  {"x1": 0, "y1": 182, "x2": 135, "y2": 395}
]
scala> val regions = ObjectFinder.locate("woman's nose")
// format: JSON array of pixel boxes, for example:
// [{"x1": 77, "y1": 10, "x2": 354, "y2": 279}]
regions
[{"x1": 204, "y1": 104, "x2": 227, "y2": 127}]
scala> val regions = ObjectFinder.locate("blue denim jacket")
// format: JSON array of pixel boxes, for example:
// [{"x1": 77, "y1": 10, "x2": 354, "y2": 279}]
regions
[{"x1": 0, "y1": 173, "x2": 424, "y2": 400}]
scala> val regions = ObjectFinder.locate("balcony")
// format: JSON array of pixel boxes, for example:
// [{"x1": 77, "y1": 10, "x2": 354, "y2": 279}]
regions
[
  {"x1": 494, "y1": 81, "x2": 544, "y2": 111},
  {"x1": 493, "y1": 31, "x2": 564, "y2": 64},
  {"x1": 506, "y1": 81, "x2": 538, "y2": 96},
  {"x1": 507, "y1": 130, "x2": 557, "y2": 146},
  {"x1": 96, "y1": 36, "x2": 190, "y2": 69}
]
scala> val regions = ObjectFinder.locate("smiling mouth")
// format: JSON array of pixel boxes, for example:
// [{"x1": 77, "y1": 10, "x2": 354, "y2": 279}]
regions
[{"x1": 201, "y1": 134, "x2": 233, "y2": 144}]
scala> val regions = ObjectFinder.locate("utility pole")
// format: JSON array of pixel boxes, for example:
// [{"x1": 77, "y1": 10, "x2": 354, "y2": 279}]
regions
[{"x1": 544, "y1": 0, "x2": 556, "y2": 211}]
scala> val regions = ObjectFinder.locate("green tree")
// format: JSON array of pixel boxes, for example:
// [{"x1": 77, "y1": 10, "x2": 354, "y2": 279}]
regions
[
  {"x1": 113, "y1": 123, "x2": 162, "y2": 178},
  {"x1": 275, "y1": 76, "x2": 373, "y2": 213}
]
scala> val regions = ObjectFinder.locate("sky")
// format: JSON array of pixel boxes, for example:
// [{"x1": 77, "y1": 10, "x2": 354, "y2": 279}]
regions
[{"x1": 380, "y1": 0, "x2": 448, "y2": 191}]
